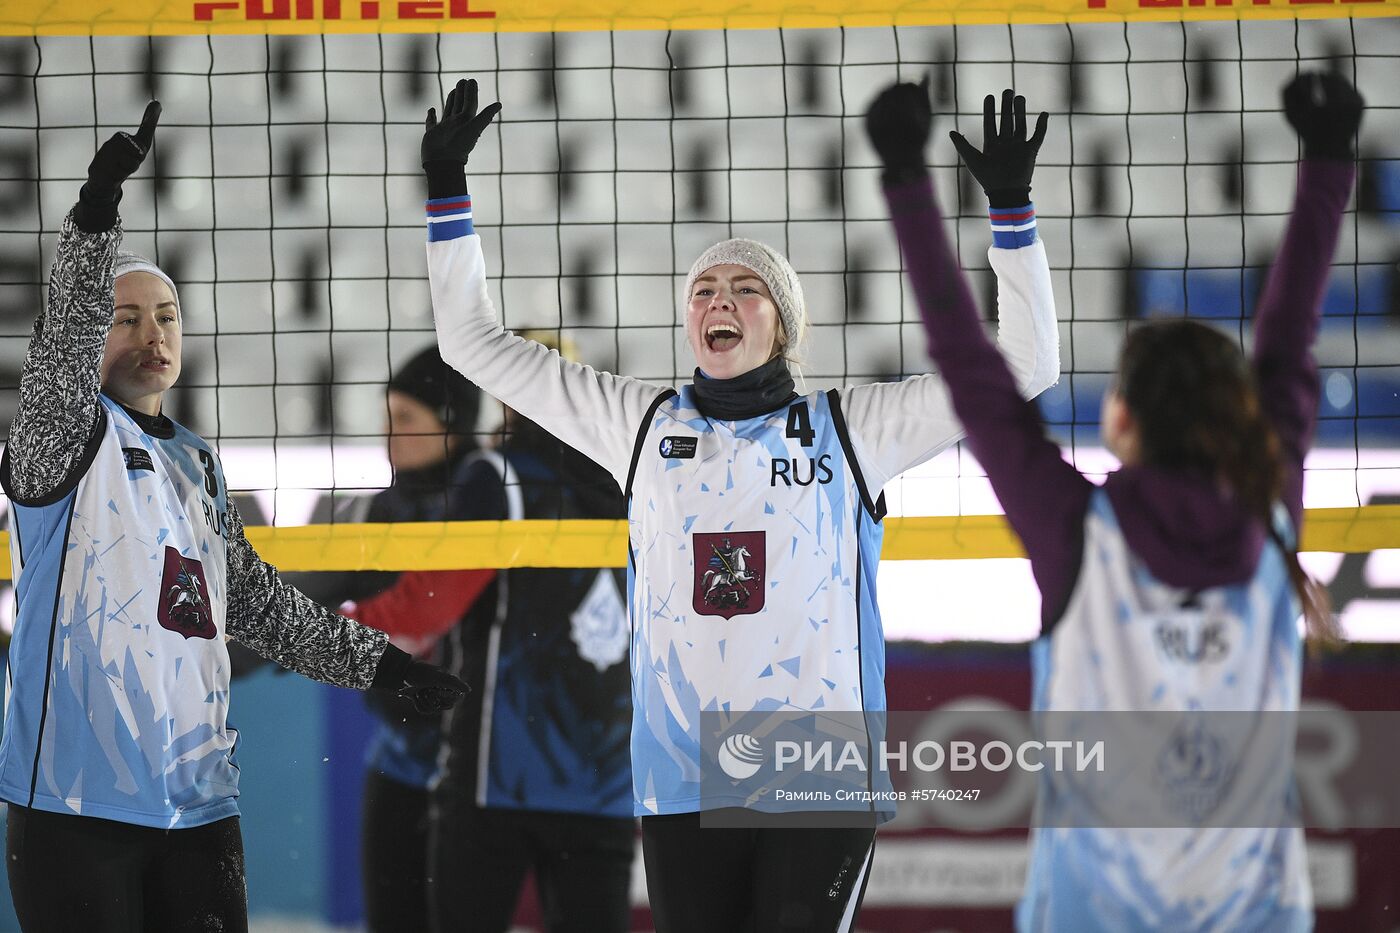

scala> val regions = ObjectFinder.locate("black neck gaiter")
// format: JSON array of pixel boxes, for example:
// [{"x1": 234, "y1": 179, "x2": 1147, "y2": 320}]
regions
[
  {"x1": 115, "y1": 398, "x2": 175, "y2": 439},
  {"x1": 690, "y1": 355, "x2": 798, "y2": 421}
]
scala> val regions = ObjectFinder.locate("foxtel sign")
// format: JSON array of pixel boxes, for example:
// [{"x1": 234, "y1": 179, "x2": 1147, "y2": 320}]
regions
[{"x1": 193, "y1": 0, "x2": 494, "y2": 20}]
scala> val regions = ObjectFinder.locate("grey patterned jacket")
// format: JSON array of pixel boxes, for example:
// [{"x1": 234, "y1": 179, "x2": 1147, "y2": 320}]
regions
[{"x1": 4, "y1": 208, "x2": 388, "y2": 690}]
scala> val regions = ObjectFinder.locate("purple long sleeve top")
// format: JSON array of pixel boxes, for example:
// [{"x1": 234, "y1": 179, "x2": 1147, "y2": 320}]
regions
[{"x1": 887, "y1": 159, "x2": 1355, "y2": 631}]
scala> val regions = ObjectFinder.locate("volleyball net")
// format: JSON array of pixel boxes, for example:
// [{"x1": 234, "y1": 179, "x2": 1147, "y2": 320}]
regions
[{"x1": 0, "y1": 2, "x2": 1398, "y2": 638}]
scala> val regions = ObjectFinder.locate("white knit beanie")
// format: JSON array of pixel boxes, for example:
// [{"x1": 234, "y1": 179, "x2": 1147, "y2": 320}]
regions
[
  {"x1": 683, "y1": 238, "x2": 806, "y2": 362},
  {"x1": 113, "y1": 251, "x2": 179, "y2": 312}
]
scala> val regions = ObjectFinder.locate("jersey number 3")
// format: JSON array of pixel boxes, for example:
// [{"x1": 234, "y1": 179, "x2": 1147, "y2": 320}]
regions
[{"x1": 197, "y1": 449, "x2": 220, "y2": 499}]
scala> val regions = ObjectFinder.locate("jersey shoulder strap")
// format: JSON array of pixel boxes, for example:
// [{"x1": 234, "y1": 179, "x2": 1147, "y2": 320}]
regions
[
  {"x1": 624, "y1": 388, "x2": 679, "y2": 499},
  {"x1": 824, "y1": 388, "x2": 887, "y2": 521}
]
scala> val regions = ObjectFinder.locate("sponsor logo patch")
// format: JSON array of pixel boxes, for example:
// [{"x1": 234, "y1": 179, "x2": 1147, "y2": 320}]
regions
[
  {"x1": 659, "y1": 436, "x2": 698, "y2": 459},
  {"x1": 122, "y1": 447, "x2": 155, "y2": 473}
]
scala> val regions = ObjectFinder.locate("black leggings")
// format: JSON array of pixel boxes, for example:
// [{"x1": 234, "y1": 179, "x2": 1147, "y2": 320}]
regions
[
  {"x1": 6, "y1": 804, "x2": 247, "y2": 933},
  {"x1": 641, "y1": 811, "x2": 875, "y2": 933},
  {"x1": 428, "y1": 787, "x2": 635, "y2": 933},
  {"x1": 360, "y1": 770, "x2": 432, "y2": 933}
]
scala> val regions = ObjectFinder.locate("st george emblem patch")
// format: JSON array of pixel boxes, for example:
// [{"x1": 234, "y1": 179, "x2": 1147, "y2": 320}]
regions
[
  {"x1": 693, "y1": 531, "x2": 765, "y2": 619},
  {"x1": 157, "y1": 546, "x2": 216, "y2": 640}
]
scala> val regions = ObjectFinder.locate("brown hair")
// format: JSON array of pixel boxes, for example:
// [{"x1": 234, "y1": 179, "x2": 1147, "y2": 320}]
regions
[{"x1": 1117, "y1": 320, "x2": 1339, "y2": 650}]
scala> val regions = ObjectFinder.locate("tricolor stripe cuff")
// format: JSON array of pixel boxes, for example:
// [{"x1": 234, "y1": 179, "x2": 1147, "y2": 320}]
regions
[
  {"x1": 426, "y1": 195, "x2": 474, "y2": 241},
  {"x1": 989, "y1": 203, "x2": 1037, "y2": 249}
]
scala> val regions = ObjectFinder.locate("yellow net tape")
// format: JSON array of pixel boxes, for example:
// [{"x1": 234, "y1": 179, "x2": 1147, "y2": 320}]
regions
[{"x1": 0, "y1": 505, "x2": 1391, "y2": 577}]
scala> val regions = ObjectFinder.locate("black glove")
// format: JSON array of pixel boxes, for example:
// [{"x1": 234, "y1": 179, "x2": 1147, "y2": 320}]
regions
[
  {"x1": 865, "y1": 74, "x2": 933, "y2": 186},
  {"x1": 422, "y1": 77, "x2": 502, "y2": 200},
  {"x1": 76, "y1": 100, "x2": 161, "y2": 233},
  {"x1": 1283, "y1": 71, "x2": 1364, "y2": 161},
  {"x1": 371, "y1": 644, "x2": 470, "y2": 714},
  {"x1": 400, "y1": 660, "x2": 470, "y2": 714},
  {"x1": 949, "y1": 89, "x2": 1049, "y2": 208}
]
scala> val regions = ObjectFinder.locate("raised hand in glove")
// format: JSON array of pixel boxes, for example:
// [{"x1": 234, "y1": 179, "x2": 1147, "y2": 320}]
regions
[
  {"x1": 422, "y1": 77, "x2": 502, "y2": 200},
  {"x1": 371, "y1": 644, "x2": 470, "y2": 714},
  {"x1": 865, "y1": 74, "x2": 933, "y2": 186},
  {"x1": 1283, "y1": 71, "x2": 1364, "y2": 160},
  {"x1": 949, "y1": 89, "x2": 1048, "y2": 209},
  {"x1": 77, "y1": 100, "x2": 161, "y2": 232}
]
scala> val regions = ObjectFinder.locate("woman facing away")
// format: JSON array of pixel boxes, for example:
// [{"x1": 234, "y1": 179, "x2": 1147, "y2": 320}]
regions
[
  {"x1": 0, "y1": 99, "x2": 467, "y2": 933},
  {"x1": 417, "y1": 76, "x2": 1059, "y2": 932},
  {"x1": 917, "y1": 72, "x2": 1361, "y2": 932}
]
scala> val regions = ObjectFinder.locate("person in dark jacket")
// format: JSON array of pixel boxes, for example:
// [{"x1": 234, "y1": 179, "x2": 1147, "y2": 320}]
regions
[
  {"x1": 326, "y1": 345, "x2": 493, "y2": 933},
  {"x1": 349, "y1": 333, "x2": 636, "y2": 933}
]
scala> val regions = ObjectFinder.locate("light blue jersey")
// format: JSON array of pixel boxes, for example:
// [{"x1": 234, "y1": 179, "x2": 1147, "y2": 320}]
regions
[
  {"x1": 426, "y1": 201, "x2": 1061, "y2": 819},
  {"x1": 624, "y1": 387, "x2": 886, "y2": 815},
  {"x1": 1019, "y1": 490, "x2": 1311, "y2": 933},
  {"x1": 0, "y1": 395, "x2": 237, "y2": 829}
]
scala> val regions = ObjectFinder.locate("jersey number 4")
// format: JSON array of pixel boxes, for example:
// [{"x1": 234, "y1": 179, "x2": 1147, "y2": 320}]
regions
[{"x1": 785, "y1": 403, "x2": 815, "y2": 447}]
